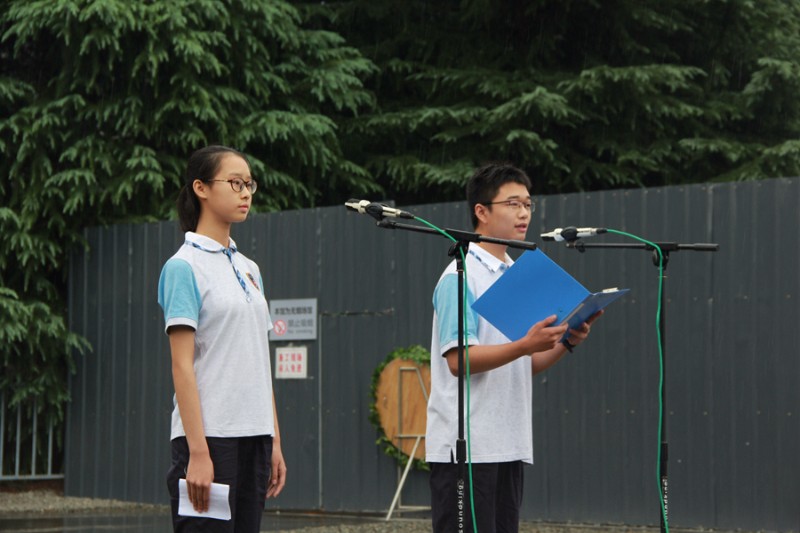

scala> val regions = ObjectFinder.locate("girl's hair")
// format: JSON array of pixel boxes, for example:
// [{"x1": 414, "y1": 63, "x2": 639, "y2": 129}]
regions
[
  {"x1": 466, "y1": 162, "x2": 532, "y2": 229},
  {"x1": 177, "y1": 145, "x2": 249, "y2": 232}
]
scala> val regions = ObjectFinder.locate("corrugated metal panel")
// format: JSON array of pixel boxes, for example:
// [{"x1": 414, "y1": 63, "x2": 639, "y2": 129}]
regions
[
  {"x1": 534, "y1": 185, "x2": 722, "y2": 526},
  {"x1": 316, "y1": 206, "x2": 413, "y2": 511},
  {"x1": 242, "y1": 208, "x2": 323, "y2": 510},
  {"x1": 706, "y1": 180, "x2": 800, "y2": 531},
  {"x1": 65, "y1": 222, "x2": 179, "y2": 503},
  {"x1": 65, "y1": 179, "x2": 800, "y2": 531}
]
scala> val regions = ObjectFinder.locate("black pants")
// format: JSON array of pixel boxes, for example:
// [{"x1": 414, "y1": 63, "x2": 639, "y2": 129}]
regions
[
  {"x1": 430, "y1": 461, "x2": 524, "y2": 533},
  {"x1": 167, "y1": 435, "x2": 272, "y2": 533}
]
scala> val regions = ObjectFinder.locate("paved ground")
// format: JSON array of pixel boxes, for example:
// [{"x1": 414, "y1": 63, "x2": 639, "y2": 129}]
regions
[{"x1": 0, "y1": 485, "x2": 742, "y2": 533}]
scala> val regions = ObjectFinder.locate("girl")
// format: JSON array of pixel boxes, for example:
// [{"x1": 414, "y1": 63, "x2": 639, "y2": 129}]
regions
[{"x1": 158, "y1": 145, "x2": 286, "y2": 532}]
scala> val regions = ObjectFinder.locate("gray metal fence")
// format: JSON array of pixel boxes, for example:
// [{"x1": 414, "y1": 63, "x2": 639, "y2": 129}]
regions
[
  {"x1": 65, "y1": 179, "x2": 800, "y2": 531},
  {"x1": 0, "y1": 394, "x2": 62, "y2": 481}
]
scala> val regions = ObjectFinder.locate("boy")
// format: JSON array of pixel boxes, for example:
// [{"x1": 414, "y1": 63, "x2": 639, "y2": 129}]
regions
[{"x1": 425, "y1": 163, "x2": 600, "y2": 533}]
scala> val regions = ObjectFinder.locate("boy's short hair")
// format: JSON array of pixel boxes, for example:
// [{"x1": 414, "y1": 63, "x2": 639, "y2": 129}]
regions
[{"x1": 466, "y1": 163, "x2": 532, "y2": 228}]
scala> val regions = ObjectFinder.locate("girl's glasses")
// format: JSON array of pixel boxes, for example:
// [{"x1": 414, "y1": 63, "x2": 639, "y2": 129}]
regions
[{"x1": 210, "y1": 178, "x2": 258, "y2": 194}]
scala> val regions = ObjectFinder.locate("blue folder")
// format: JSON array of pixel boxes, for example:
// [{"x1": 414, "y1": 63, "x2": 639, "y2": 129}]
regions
[{"x1": 471, "y1": 249, "x2": 629, "y2": 342}]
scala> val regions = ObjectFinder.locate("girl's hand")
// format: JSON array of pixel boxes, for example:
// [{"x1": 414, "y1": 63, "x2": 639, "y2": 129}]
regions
[
  {"x1": 267, "y1": 442, "x2": 287, "y2": 498},
  {"x1": 186, "y1": 451, "x2": 214, "y2": 513}
]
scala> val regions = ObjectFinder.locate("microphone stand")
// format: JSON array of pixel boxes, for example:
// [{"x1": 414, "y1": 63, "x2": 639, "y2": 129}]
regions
[
  {"x1": 374, "y1": 216, "x2": 537, "y2": 531},
  {"x1": 564, "y1": 239, "x2": 718, "y2": 532}
]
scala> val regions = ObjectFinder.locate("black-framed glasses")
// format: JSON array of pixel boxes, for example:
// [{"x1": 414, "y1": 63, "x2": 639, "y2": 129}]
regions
[
  {"x1": 484, "y1": 199, "x2": 535, "y2": 213},
  {"x1": 210, "y1": 178, "x2": 258, "y2": 194}
]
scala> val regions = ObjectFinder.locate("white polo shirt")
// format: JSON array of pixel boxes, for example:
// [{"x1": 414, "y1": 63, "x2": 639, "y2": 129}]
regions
[
  {"x1": 425, "y1": 243, "x2": 534, "y2": 464},
  {"x1": 158, "y1": 232, "x2": 275, "y2": 440}
]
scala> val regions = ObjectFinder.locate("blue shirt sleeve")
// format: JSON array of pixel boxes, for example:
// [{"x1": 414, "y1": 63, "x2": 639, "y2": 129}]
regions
[
  {"x1": 158, "y1": 258, "x2": 201, "y2": 333},
  {"x1": 433, "y1": 273, "x2": 480, "y2": 353}
]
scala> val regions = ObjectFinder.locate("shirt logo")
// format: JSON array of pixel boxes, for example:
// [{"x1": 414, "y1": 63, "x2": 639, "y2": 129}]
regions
[{"x1": 246, "y1": 272, "x2": 260, "y2": 291}]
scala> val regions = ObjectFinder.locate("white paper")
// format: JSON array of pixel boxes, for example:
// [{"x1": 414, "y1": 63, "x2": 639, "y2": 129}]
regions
[{"x1": 178, "y1": 479, "x2": 231, "y2": 520}]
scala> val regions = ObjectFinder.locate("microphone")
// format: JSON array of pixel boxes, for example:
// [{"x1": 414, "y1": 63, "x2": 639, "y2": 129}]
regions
[
  {"x1": 541, "y1": 226, "x2": 606, "y2": 242},
  {"x1": 344, "y1": 199, "x2": 415, "y2": 220},
  {"x1": 344, "y1": 199, "x2": 370, "y2": 214}
]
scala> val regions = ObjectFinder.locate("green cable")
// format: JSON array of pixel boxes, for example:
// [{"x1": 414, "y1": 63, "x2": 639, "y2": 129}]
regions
[
  {"x1": 464, "y1": 265, "x2": 477, "y2": 532},
  {"x1": 413, "y1": 216, "x2": 479, "y2": 532},
  {"x1": 606, "y1": 228, "x2": 668, "y2": 532}
]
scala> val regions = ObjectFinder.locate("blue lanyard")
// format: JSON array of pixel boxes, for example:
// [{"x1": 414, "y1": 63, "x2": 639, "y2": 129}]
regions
[
  {"x1": 185, "y1": 240, "x2": 252, "y2": 302},
  {"x1": 468, "y1": 248, "x2": 509, "y2": 273}
]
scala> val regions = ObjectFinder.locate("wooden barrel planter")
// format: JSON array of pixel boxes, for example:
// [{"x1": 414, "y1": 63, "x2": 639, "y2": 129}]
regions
[{"x1": 369, "y1": 345, "x2": 431, "y2": 469}]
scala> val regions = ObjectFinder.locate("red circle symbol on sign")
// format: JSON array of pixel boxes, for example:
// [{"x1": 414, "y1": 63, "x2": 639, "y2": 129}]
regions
[{"x1": 274, "y1": 320, "x2": 287, "y2": 336}]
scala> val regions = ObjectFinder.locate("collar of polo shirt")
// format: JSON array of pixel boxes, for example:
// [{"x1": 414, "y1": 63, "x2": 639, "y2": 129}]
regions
[
  {"x1": 468, "y1": 243, "x2": 512, "y2": 273},
  {"x1": 186, "y1": 231, "x2": 238, "y2": 253}
]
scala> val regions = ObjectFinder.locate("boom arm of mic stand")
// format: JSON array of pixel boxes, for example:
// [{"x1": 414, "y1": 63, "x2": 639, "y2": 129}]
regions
[
  {"x1": 566, "y1": 241, "x2": 719, "y2": 252},
  {"x1": 565, "y1": 240, "x2": 718, "y2": 266},
  {"x1": 376, "y1": 219, "x2": 538, "y2": 251}
]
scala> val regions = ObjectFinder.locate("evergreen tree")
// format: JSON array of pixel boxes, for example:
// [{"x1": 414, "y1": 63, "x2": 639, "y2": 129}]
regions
[
  {"x1": 0, "y1": 0, "x2": 376, "y2": 428},
  {"x1": 3, "y1": 0, "x2": 800, "y2": 464},
  {"x1": 317, "y1": 0, "x2": 800, "y2": 201}
]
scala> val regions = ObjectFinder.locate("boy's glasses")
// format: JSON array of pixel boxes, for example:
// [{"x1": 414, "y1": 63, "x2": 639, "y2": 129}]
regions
[
  {"x1": 210, "y1": 178, "x2": 258, "y2": 194},
  {"x1": 484, "y1": 199, "x2": 535, "y2": 213}
]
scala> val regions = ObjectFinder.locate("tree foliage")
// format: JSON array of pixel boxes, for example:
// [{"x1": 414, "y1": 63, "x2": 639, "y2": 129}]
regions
[
  {"x1": 0, "y1": 0, "x2": 377, "y2": 422},
  {"x1": 316, "y1": 0, "x2": 800, "y2": 201},
  {"x1": 2, "y1": 0, "x2": 800, "y2": 440}
]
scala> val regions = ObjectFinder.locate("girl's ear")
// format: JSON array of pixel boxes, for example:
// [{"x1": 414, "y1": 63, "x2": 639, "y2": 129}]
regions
[{"x1": 193, "y1": 179, "x2": 209, "y2": 199}]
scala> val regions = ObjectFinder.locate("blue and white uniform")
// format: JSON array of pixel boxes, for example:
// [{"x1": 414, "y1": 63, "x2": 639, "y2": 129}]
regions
[
  {"x1": 158, "y1": 232, "x2": 275, "y2": 440},
  {"x1": 425, "y1": 243, "x2": 534, "y2": 464}
]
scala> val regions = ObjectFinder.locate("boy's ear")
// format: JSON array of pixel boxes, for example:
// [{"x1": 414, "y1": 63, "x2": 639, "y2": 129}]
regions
[{"x1": 474, "y1": 203, "x2": 490, "y2": 226}]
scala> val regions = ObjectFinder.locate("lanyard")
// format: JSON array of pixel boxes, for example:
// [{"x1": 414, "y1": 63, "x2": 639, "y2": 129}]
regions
[
  {"x1": 185, "y1": 240, "x2": 253, "y2": 302},
  {"x1": 468, "y1": 248, "x2": 509, "y2": 273}
]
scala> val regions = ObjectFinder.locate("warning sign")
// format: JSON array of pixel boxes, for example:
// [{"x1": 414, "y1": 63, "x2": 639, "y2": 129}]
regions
[
  {"x1": 275, "y1": 346, "x2": 308, "y2": 379},
  {"x1": 269, "y1": 298, "x2": 317, "y2": 341}
]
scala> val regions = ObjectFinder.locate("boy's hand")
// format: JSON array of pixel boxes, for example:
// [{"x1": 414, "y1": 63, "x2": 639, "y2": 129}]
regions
[
  {"x1": 565, "y1": 310, "x2": 603, "y2": 347},
  {"x1": 521, "y1": 315, "x2": 569, "y2": 354}
]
